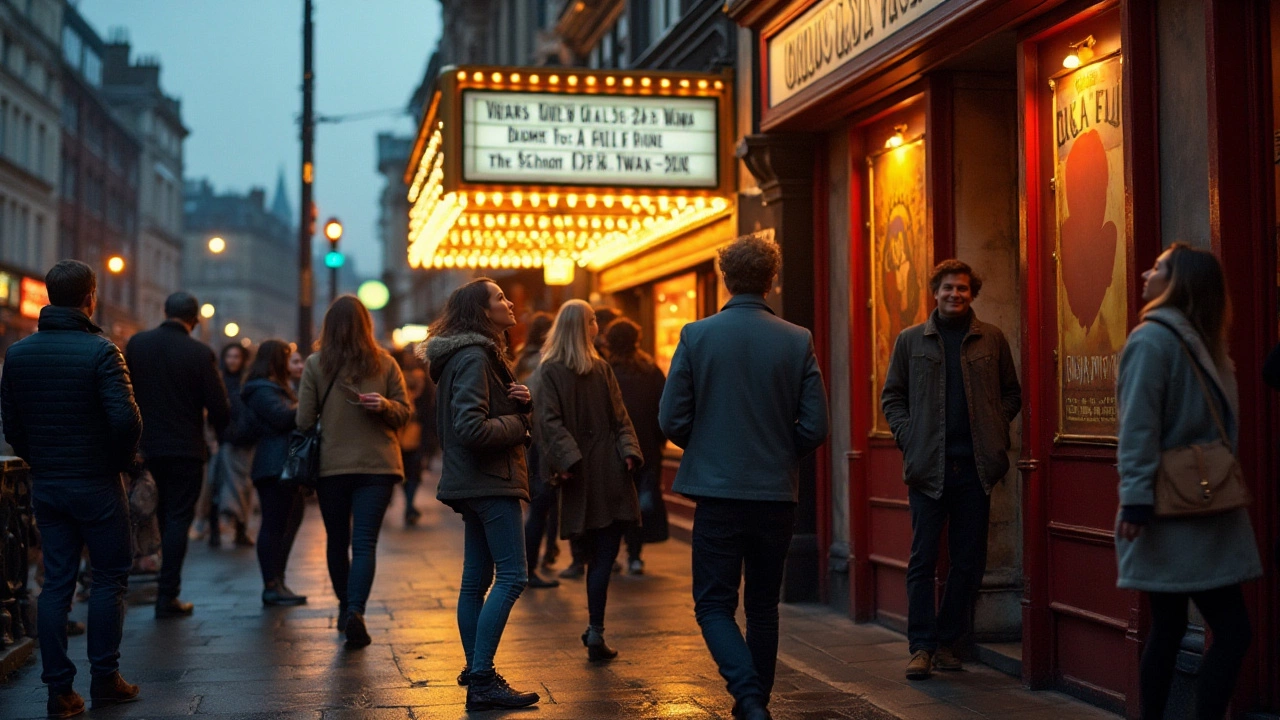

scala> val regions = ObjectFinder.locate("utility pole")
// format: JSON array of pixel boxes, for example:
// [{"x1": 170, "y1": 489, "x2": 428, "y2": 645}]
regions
[{"x1": 297, "y1": 0, "x2": 315, "y2": 353}]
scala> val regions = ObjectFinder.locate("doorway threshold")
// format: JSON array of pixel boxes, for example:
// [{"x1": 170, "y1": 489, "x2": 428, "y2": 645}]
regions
[{"x1": 975, "y1": 641, "x2": 1023, "y2": 678}]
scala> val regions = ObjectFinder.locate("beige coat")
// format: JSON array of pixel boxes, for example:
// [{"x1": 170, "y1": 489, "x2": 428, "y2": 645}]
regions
[{"x1": 297, "y1": 352, "x2": 412, "y2": 478}]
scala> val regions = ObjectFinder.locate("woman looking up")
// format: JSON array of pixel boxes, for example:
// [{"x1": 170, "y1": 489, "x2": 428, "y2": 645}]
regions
[
  {"x1": 421, "y1": 278, "x2": 540, "y2": 712},
  {"x1": 297, "y1": 296, "x2": 412, "y2": 650},
  {"x1": 535, "y1": 299, "x2": 643, "y2": 661}
]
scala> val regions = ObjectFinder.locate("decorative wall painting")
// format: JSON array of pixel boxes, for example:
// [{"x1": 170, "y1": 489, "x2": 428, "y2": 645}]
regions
[
  {"x1": 869, "y1": 137, "x2": 929, "y2": 436},
  {"x1": 1052, "y1": 52, "x2": 1128, "y2": 441}
]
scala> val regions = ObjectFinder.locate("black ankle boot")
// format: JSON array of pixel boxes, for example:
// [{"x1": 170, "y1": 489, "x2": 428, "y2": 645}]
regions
[
  {"x1": 465, "y1": 670, "x2": 539, "y2": 711},
  {"x1": 457, "y1": 664, "x2": 470, "y2": 686},
  {"x1": 582, "y1": 626, "x2": 618, "y2": 661}
]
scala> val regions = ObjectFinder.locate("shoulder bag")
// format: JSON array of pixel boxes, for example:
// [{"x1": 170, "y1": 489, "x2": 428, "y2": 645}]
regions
[
  {"x1": 1146, "y1": 319, "x2": 1251, "y2": 517},
  {"x1": 280, "y1": 375, "x2": 337, "y2": 489}
]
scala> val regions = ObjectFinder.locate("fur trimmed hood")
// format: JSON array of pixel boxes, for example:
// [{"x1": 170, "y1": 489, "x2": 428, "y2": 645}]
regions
[{"x1": 420, "y1": 332, "x2": 498, "y2": 383}]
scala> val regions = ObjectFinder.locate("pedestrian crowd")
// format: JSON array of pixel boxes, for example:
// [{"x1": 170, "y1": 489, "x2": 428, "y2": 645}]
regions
[{"x1": 0, "y1": 232, "x2": 1266, "y2": 720}]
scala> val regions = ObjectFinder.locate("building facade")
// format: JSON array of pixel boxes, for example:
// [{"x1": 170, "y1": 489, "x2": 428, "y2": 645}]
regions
[
  {"x1": 726, "y1": 0, "x2": 1279, "y2": 716},
  {"x1": 0, "y1": 0, "x2": 61, "y2": 352},
  {"x1": 101, "y1": 34, "x2": 186, "y2": 330},
  {"x1": 60, "y1": 3, "x2": 140, "y2": 342},
  {"x1": 183, "y1": 179, "x2": 298, "y2": 348}
]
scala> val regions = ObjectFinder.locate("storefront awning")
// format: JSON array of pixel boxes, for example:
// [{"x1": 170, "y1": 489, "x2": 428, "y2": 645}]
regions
[{"x1": 404, "y1": 65, "x2": 735, "y2": 283}]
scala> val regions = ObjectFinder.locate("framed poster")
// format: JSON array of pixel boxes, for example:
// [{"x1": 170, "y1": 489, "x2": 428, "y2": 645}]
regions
[
  {"x1": 868, "y1": 136, "x2": 930, "y2": 437},
  {"x1": 1051, "y1": 52, "x2": 1127, "y2": 442}
]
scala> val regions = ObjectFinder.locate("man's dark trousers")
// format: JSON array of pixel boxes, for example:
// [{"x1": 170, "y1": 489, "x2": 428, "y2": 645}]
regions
[
  {"x1": 148, "y1": 457, "x2": 204, "y2": 599},
  {"x1": 33, "y1": 478, "x2": 132, "y2": 689},
  {"x1": 905, "y1": 459, "x2": 991, "y2": 654},
  {"x1": 692, "y1": 498, "x2": 795, "y2": 707}
]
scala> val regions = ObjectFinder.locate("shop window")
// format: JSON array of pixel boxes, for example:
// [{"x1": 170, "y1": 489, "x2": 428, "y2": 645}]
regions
[{"x1": 653, "y1": 272, "x2": 698, "y2": 374}]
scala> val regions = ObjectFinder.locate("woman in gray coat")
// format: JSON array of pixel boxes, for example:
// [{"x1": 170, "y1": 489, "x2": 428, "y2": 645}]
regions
[
  {"x1": 1116, "y1": 243, "x2": 1262, "y2": 720},
  {"x1": 535, "y1": 299, "x2": 642, "y2": 661}
]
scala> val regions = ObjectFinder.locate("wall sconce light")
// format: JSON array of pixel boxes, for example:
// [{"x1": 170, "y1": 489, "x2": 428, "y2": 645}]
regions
[
  {"x1": 885, "y1": 124, "x2": 908, "y2": 149},
  {"x1": 1063, "y1": 35, "x2": 1096, "y2": 69}
]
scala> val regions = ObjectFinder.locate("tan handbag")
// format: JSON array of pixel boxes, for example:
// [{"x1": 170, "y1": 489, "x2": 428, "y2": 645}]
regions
[{"x1": 1151, "y1": 321, "x2": 1251, "y2": 517}]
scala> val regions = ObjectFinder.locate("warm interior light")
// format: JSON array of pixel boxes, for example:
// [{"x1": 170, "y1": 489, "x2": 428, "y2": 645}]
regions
[
  {"x1": 1063, "y1": 35, "x2": 1096, "y2": 69},
  {"x1": 208, "y1": 236, "x2": 226, "y2": 254},
  {"x1": 224, "y1": 322, "x2": 240, "y2": 337},
  {"x1": 106, "y1": 256, "x2": 125, "y2": 274},
  {"x1": 885, "y1": 124, "x2": 908, "y2": 149},
  {"x1": 200, "y1": 303, "x2": 216, "y2": 319},
  {"x1": 544, "y1": 257, "x2": 576, "y2": 286}
]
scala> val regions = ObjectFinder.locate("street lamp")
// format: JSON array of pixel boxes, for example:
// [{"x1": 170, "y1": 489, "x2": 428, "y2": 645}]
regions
[
  {"x1": 208, "y1": 236, "x2": 226, "y2": 254},
  {"x1": 200, "y1": 303, "x2": 216, "y2": 319},
  {"x1": 106, "y1": 255, "x2": 126, "y2": 274},
  {"x1": 224, "y1": 322, "x2": 240, "y2": 337}
]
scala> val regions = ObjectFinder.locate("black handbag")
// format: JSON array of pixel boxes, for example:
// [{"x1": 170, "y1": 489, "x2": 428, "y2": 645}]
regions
[{"x1": 280, "y1": 376, "x2": 337, "y2": 488}]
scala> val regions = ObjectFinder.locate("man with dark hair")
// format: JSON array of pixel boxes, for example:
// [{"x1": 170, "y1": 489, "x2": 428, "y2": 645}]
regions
[
  {"x1": 659, "y1": 234, "x2": 829, "y2": 720},
  {"x1": 125, "y1": 291, "x2": 230, "y2": 618},
  {"x1": 881, "y1": 259, "x2": 1021, "y2": 680},
  {"x1": 1, "y1": 260, "x2": 143, "y2": 716}
]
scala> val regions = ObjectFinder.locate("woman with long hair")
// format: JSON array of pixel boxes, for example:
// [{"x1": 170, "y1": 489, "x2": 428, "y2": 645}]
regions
[
  {"x1": 1116, "y1": 243, "x2": 1262, "y2": 719},
  {"x1": 240, "y1": 339, "x2": 306, "y2": 606},
  {"x1": 517, "y1": 312, "x2": 562, "y2": 585},
  {"x1": 535, "y1": 300, "x2": 643, "y2": 661},
  {"x1": 297, "y1": 296, "x2": 412, "y2": 649},
  {"x1": 604, "y1": 317, "x2": 669, "y2": 574},
  {"x1": 421, "y1": 278, "x2": 540, "y2": 711},
  {"x1": 204, "y1": 342, "x2": 255, "y2": 548}
]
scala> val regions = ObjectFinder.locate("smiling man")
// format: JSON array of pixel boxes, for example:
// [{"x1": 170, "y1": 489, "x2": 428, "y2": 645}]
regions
[{"x1": 880, "y1": 259, "x2": 1022, "y2": 681}]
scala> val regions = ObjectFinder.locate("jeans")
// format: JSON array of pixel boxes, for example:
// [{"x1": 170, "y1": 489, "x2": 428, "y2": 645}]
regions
[
  {"x1": 315, "y1": 475, "x2": 395, "y2": 615},
  {"x1": 1141, "y1": 584, "x2": 1251, "y2": 720},
  {"x1": 401, "y1": 449, "x2": 422, "y2": 515},
  {"x1": 523, "y1": 474, "x2": 558, "y2": 571},
  {"x1": 691, "y1": 498, "x2": 795, "y2": 706},
  {"x1": 255, "y1": 479, "x2": 305, "y2": 585},
  {"x1": 906, "y1": 460, "x2": 991, "y2": 654},
  {"x1": 33, "y1": 479, "x2": 132, "y2": 689},
  {"x1": 148, "y1": 457, "x2": 205, "y2": 598},
  {"x1": 583, "y1": 523, "x2": 626, "y2": 628},
  {"x1": 457, "y1": 497, "x2": 527, "y2": 674}
]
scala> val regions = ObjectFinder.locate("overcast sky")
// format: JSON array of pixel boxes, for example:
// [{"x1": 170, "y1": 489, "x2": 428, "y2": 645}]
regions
[{"x1": 77, "y1": 0, "x2": 442, "y2": 275}]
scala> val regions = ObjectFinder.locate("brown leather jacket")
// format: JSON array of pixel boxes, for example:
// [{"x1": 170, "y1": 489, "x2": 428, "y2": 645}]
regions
[{"x1": 880, "y1": 310, "x2": 1022, "y2": 499}]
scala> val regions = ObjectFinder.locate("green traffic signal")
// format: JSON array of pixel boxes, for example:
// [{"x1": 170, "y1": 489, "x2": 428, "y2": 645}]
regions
[{"x1": 324, "y1": 251, "x2": 345, "y2": 268}]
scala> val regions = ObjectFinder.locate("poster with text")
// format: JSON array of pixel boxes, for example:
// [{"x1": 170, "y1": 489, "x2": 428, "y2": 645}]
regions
[
  {"x1": 1053, "y1": 53, "x2": 1128, "y2": 441},
  {"x1": 870, "y1": 138, "x2": 929, "y2": 436}
]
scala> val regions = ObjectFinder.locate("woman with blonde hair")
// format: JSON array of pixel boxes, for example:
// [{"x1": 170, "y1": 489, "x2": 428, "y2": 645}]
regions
[
  {"x1": 297, "y1": 295, "x2": 412, "y2": 649},
  {"x1": 535, "y1": 299, "x2": 643, "y2": 661},
  {"x1": 1116, "y1": 243, "x2": 1262, "y2": 719}
]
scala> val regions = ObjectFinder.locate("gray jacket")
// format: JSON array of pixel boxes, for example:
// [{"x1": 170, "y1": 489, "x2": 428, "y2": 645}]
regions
[
  {"x1": 423, "y1": 332, "x2": 531, "y2": 504},
  {"x1": 1115, "y1": 307, "x2": 1262, "y2": 592},
  {"x1": 880, "y1": 310, "x2": 1022, "y2": 499},
  {"x1": 658, "y1": 295, "x2": 829, "y2": 503}
]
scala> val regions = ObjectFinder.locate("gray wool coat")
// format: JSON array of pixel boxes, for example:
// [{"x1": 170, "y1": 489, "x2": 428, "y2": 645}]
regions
[{"x1": 1115, "y1": 307, "x2": 1263, "y2": 592}]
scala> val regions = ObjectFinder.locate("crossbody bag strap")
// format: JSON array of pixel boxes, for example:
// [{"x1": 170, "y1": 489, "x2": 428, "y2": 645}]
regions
[
  {"x1": 1144, "y1": 318, "x2": 1230, "y2": 444},
  {"x1": 314, "y1": 374, "x2": 338, "y2": 430}
]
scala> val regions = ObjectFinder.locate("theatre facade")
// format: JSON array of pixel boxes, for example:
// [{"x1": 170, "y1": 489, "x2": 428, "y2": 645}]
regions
[{"x1": 726, "y1": 0, "x2": 1278, "y2": 716}]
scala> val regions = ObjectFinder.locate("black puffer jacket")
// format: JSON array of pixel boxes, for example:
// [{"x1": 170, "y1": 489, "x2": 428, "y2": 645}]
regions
[
  {"x1": 422, "y1": 332, "x2": 531, "y2": 504},
  {"x1": 1, "y1": 306, "x2": 142, "y2": 482},
  {"x1": 240, "y1": 378, "x2": 297, "y2": 482}
]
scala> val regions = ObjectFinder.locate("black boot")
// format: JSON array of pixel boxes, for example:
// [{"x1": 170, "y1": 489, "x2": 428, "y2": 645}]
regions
[
  {"x1": 582, "y1": 626, "x2": 617, "y2": 661},
  {"x1": 465, "y1": 670, "x2": 539, "y2": 711},
  {"x1": 732, "y1": 696, "x2": 773, "y2": 720},
  {"x1": 344, "y1": 611, "x2": 371, "y2": 649},
  {"x1": 89, "y1": 671, "x2": 140, "y2": 709},
  {"x1": 527, "y1": 570, "x2": 560, "y2": 589},
  {"x1": 233, "y1": 521, "x2": 255, "y2": 547},
  {"x1": 457, "y1": 665, "x2": 470, "y2": 686},
  {"x1": 262, "y1": 580, "x2": 307, "y2": 607}
]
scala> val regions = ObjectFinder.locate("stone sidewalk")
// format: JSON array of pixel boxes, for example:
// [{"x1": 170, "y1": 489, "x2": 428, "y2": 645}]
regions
[{"x1": 0, "y1": 475, "x2": 1117, "y2": 719}]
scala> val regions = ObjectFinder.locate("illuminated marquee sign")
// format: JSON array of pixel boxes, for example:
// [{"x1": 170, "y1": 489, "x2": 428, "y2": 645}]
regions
[
  {"x1": 461, "y1": 91, "x2": 719, "y2": 188},
  {"x1": 767, "y1": 0, "x2": 948, "y2": 107},
  {"x1": 404, "y1": 66, "x2": 735, "y2": 276},
  {"x1": 20, "y1": 277, "x2": 48, "y2": 319}
]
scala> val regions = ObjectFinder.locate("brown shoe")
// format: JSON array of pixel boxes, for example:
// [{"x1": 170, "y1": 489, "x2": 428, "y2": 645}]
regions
[
  {"x1": 90, "y1": 671, "x2": 140, "y2": 708},
  {"x1": 906, "y1": 650, "x2": 933, "y2": 680},
  {"x1": 46, "y1": 687, "x2": 85, "y2": 718},
  {"x1": 934, "y1": 646, "x2": 963, "y2": 671}
]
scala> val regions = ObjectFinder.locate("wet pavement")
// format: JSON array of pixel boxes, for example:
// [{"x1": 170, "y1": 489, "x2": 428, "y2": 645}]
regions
[{"x1": 0, "y1": 472, "x2": 1116, "y2": 719}]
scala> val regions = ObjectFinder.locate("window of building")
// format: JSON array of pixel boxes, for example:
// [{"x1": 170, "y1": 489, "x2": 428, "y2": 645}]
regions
[
  {"x1": 602, "y1": 31, "x2": 614, "y2": 68},
  {"x1": 83, "y1": 48, "x2": 102, "y2": 88},
  {"x1": 61, "y1": 162, "x2": 76, "y2": 197},
  {"x1": 0, "y1": 98, "x2": 7, "y2": 156},
  {"x1": 61, "y1": 94, "x2": 77, "y2": 132},
  {"x1": 36, "y1": 124, "x2": 44, "y2": 177},
  {"x1": 33, "y1": 215, "x2": 43, "y2": 268},
  {"x1": 649, "y1": 0, "x2": 681, "y2": 45},
  {"x1": 653, "y1": 272, "x2": 698, "y2": 373},
  {"x1": 84, "y1": 118, "x2": 103, "y2": 156},
  {"x1": 616, "y1": 13, "x2": 630, "y2": 67},
  {"x1": 589, "y1": 44, "x2": 600, "y2": 69},
  {"x1": 61, "y1": 26, "x2": 81, "y2": 68},
  {"x1": 21, "y1": 114, "x2": 31, "y2": 168}
]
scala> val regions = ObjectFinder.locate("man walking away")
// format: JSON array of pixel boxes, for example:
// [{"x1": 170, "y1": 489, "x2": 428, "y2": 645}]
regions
[
  {"x1": 659, "y1": 234, "x2": 829, "y2": 720},
  {"x1": 126, "y1": 291, "x2": 230, "y2": 618},
  {"x1": 1, "y1": 260, "x2": 143, "y2": 717},
  {"x1": 880, "y1": 259, "x2": 1021, "y2": 680}
]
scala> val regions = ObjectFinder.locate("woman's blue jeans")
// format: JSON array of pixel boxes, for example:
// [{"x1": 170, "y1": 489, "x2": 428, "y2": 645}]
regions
[
  {"x1": 316, "y1": 475, "x2": 395, "y2": 615},
  {"x1": 457, "y1": 497, "x2": 528, "y2": 674}
]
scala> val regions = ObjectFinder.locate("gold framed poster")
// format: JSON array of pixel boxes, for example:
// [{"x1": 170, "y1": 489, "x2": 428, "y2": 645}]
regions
[
  {"x1": 1051, "y1": 52, "x2": 1127, "y2": 443},
  {"x1": 868, "y1": 136, "x2": 930, "y2": 437}
]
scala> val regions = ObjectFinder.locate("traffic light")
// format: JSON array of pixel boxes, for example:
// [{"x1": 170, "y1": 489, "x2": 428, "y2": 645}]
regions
[{"x1": 324, "y1": 251, "x2": 345, "y2": 268}]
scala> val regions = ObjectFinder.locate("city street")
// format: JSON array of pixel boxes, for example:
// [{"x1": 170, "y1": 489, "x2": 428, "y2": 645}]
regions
[{"x1": 0, "y1": 474, "x2": 1117, "y2": 720}]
